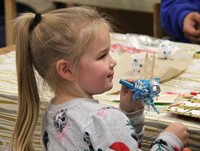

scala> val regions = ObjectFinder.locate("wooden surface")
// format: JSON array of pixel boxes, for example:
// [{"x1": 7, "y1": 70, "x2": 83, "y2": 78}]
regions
[
  {"x1": 4, "y1": 0, "x2": 16, "y2": 46},
  {"x1": 153, "y1": 3, "x2": 162, "y2": 38},
  {"x1": 53, "y1": 0, "x2": 161, "y2": 13},
  {"x1": 53, "y1": 1, "x2": 156, "y2": 36},
  {"x1": 0, "y1": 45, "x2": 15, "y2": 55}
]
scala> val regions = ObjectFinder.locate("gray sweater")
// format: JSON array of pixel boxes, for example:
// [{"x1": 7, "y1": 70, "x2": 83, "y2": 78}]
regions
[{"x1": 42, "y1": 98, "x2": 183, "y2": 151}]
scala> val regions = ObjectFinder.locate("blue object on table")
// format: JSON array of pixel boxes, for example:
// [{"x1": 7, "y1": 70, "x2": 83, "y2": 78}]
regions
[{"x1": 119, "y1": 78, "x2": 161, "y2": 114}]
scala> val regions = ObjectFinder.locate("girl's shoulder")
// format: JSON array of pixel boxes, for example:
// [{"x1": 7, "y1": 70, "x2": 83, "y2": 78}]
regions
[
  {"x1": 45, "y1": 98, "x2": 125, "y2": 122},
  {"x1": 46, "y1": 98, "x2": 119, "y2": 114}
]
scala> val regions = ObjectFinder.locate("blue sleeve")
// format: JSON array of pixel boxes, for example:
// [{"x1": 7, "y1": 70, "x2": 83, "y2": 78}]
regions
[{"x1": 161, "y1": 0, "x2": 200, "y2": 42}]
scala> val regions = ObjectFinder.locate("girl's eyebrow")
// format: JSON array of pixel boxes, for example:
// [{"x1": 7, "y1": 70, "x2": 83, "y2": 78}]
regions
[
  {"x1": 95, "y1": 48, "x2": 109, "y2": 58},
  {"x1": 98, "y1": 48, "x2": 110, "y2": 55},
  {"x1": 101, "y1": 46, "x2": 110, "y2": 52}
]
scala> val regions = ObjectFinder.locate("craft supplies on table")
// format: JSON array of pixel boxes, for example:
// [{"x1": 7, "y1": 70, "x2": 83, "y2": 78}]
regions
[{"x1": 1, "y1": 33, "x2": 200, "y2": 151}]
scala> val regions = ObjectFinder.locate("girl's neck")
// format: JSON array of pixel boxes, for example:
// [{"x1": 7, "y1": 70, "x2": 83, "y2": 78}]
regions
[
  {"x1": 51, "y1": 92, "x2": 93, "y2": 105},
  {"x1": 51, "y1": 94, "x2": 77, "y2": 105}
]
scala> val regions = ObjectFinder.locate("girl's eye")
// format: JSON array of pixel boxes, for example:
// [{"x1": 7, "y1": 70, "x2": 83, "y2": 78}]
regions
[{"x1": 98, "y1": 52, "x2": 108, "y2": 60}]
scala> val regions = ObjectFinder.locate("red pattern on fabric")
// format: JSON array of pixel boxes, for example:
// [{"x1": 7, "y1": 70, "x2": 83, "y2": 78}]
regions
[
  {"x1": 110, "y1": 142, "x2": 130, "y2": 151},
  {"x1": 174, "y1": 145, "x2": 180, "y2": 151}
]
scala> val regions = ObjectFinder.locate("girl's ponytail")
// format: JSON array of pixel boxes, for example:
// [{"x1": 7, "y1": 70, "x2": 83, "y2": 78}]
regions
[{"x1": 11, "y1": 13, "x2": 40, "y2": 151}]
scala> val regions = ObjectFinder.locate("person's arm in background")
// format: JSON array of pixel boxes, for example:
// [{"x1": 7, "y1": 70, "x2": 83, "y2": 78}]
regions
[{"x1": 161, "y1": 0, "x2": 200, "y2": 43}]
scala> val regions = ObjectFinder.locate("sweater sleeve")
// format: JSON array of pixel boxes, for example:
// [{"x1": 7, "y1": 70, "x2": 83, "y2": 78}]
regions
[
  {"x1": 84, "y1": 107, "x2": 140, "y2": 150},
  {"x1": 118, "y1": 107, "x2": 184, "y2": 151},
  {"x1": 150, "y1": 131, "x2": 184, "y2": 151},
  {"x1": 161, "y1": 0, "x2": 200, "y2": 42},
  {"x1": 118, "y1": 107, "x2": 145, "y2": 144}
]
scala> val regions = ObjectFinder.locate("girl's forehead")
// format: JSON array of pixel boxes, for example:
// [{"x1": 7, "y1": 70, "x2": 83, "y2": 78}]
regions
[{"x1": 87, "y1": 30, "x2": 110, "y2": 50}]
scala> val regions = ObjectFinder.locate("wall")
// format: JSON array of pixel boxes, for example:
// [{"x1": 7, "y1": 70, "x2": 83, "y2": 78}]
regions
[{"x1": 54, "y1": 0, "x2": 161, "y2": 36}]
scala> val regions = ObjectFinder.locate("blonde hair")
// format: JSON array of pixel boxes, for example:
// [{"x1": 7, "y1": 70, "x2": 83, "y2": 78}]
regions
[{"x1": 11, "y1": 6, "x2": 112, "y2": 151}]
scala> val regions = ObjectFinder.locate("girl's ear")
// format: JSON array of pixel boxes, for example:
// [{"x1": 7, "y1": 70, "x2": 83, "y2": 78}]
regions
[{"x1": 56, "y1": 60, "x2": 75, "y2": 81}]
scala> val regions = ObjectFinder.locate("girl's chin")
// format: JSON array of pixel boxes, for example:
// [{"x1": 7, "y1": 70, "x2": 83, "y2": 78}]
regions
[
  {"x1": 91, "y1": 83, "x2": 113, "y2": 95},
  {"x1": 95, "y1": 86, "x2": 113, "y2": 94},
  {"x1": 105, "y1": 84, "x2": 113, "y2": 91}
]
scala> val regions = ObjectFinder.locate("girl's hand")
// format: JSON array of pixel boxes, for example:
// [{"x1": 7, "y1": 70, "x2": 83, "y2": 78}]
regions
[
  {"x1": 164, "y1": 122, "x2": 189, "y2": 146},
  {"x1": 119, "y1": 79, "x2": 143, "y2": 112}
]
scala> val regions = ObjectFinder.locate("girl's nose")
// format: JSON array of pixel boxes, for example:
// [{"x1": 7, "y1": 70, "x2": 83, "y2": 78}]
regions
[{"x1": 110, "y1": 56, "x2": 117, "y2": 68}]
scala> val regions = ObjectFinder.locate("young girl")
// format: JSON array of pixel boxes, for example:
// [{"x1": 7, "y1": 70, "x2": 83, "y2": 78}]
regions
[{"x1": 11, "y1": 6, "x2": 188, "y2": 151}]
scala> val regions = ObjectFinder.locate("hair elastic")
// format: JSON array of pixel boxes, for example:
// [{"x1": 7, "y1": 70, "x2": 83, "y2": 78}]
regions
[{"x1": 29, "y1": 13, "x2": 42, "y2": 33}]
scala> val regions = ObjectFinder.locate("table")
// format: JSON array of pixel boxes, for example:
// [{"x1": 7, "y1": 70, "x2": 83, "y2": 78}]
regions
[
  {"x1": 106, "y1": 33, "x2": 200, "y2": 150},
  {"x1": 0, "y1": 33, "x2": 200, "y2": 151}
]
